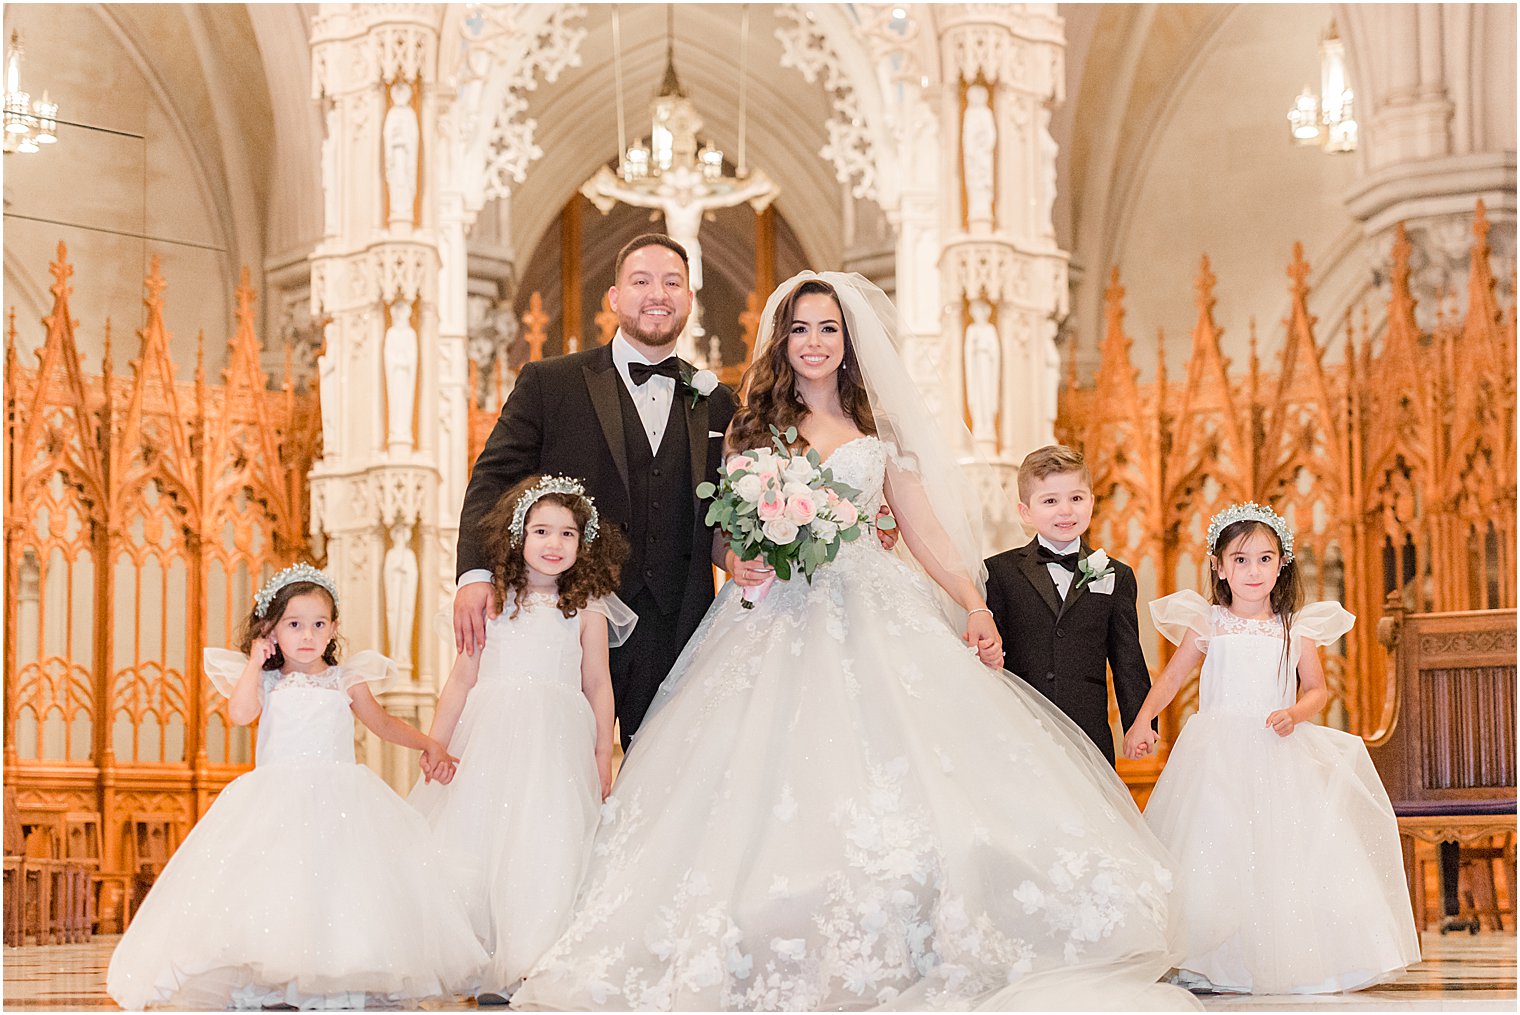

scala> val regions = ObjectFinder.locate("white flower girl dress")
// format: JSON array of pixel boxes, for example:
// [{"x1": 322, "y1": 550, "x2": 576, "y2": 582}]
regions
[
  {"x1": 410, "y1": 592, "x2": 635, "y2": 994},
  {"x1": 106, "y1": 650, "x2": 485, "y2": 1010},
  {"x1": 1145, "y1": 591, "x2": 1420, "y2": 993}
]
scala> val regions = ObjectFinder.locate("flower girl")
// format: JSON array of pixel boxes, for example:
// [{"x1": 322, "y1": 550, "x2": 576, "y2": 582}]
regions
[
  {"x1": 106, "y1": 564, "x2": 485, "y2": 1010},
  {"x1": 410, "y1": 475, "x2": 631, "y2": 1002},
  {"x1": 1123, "y1": 504, "x2": 1420, "y2": 994}
]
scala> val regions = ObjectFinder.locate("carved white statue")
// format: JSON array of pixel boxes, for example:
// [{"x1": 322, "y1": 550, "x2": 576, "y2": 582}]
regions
[
  {"x1": 962, "y1": 84, "x2": 996, "y2": 228},
  {"x1": 382, "y1": 520, "x2": 418, "y2": 669},
  {"x1": 964, "y1": 299, "x2": 1001, "y2": 447},
  {"x1": 383, "y1": 299, "x2": 418, "y2": 450},
  {"x1": 317, "y1": 322, "x2": 339, "y2": 458},
  {"x1": 383, "y1": 81, "x2": 420, "y2": 229}
]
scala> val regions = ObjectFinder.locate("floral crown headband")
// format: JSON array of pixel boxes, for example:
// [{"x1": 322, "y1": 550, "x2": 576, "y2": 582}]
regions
[
  {"x1": 1207, "y1": 502, "x2": 1295, "y2": 563},
  {"x1": 510, "y1": 476, "x2": 600, "y2": 547},
  {"x1": 254, "y1": 563, "x2": 339, "y2": 617}
]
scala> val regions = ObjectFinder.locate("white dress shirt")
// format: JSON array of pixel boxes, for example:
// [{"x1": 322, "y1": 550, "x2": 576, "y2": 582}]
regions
[
  {"x1": 458, "y1": 333, "x2": 680, "y2": 590},
  {"x1": 611, "y1": 332, "x2": 677, "y2": 454},
  {"x1": 1039, "y1": 535, "x2": 1081, "y2": 600}
]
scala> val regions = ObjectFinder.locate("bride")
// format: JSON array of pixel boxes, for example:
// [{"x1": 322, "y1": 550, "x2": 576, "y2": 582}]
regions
[{"x1": 513, "y1": 273, "x2": 1189, "y2": 1011}]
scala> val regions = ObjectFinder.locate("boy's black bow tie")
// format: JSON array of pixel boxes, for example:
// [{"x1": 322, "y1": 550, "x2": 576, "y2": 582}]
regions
[
  {"x1": 1037, "y1": 545, "x2": 1079, "y2": 572},
  {"x1": 628, "y1": 359, "x2": 682, "y2": 386}
]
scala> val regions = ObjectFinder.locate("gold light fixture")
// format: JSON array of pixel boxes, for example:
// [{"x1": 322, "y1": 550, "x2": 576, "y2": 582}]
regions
[
  {"x1": 4, "y1": 30, "x2": 58, "y2": 155},
  {"x1": 1287, "y1": 21, "x2": 1357, "y2": 153}
]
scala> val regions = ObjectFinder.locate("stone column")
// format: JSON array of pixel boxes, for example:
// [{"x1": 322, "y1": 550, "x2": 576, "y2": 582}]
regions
[
  {"x1": 309, "y1": 3, "x2": 443, "y2": 791},
  {"x1": 1343, "y1": 4, "x2": 1516, "y2": 326},
  {"x1": 935, "y1": 4, "x2": 1068, "y2": 541}
]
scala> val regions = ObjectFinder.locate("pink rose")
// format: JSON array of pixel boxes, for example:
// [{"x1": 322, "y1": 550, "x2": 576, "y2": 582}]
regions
[
  {"x1": 785, "y1": 492, "x2": 819, "y2": 525},
  {"x1": 725, "y1": 455, "x2": 755, "y2": 475},
  {"x1": 833, "y1": 499, "x2": 859, "y2": 526},
  {"x1": 757, "y1": 492, "x2": 785, "y2": 522}
]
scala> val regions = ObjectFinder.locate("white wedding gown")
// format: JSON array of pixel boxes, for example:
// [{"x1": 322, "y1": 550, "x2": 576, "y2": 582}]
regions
[{"x1": 515, "y1": 438, "x2": 1189, "y2": 1011}]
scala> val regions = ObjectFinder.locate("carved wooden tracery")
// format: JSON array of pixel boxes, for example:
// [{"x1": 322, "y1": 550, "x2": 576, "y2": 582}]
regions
[
  {"x1": 4, "y1": 244, "x2": 317, "y2": 884},
  {"x1": 1057, "y1": 205, "x2": 1516, "y2": 772}
]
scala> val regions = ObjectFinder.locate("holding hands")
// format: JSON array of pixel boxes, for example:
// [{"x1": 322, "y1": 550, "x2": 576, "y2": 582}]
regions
[
  {"x1": 1122, "y1": 723, "x2": 1160, "y2": 760},
  {"x1": 964, "y1": 608, "x2": 1004, "y2": 670},
  {"x1": 419, "y1": 739, "x2": 461, "y2": 785}
]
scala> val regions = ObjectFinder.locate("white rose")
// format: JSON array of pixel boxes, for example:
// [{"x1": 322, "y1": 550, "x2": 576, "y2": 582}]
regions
[
  {"x1": 1086, "y1": 548, "x2": 1110, "y2": 572},
  {"x1": 783, "y1": 455, "x2": 816, "y2": 482},
  {"x1": 690, "y1": 369, "x2": 719, "y2": 396},
  {"x1": 733, "y1": 473, "x2": 765, "y2": 503},
  {"x1": 811, "y1": 518, "x2": 839, "y2": 541},
  {"x1": 782, "y1": 480, "x2": 812, "y2": 499},
  {"x1": 761, "y1": 517, "x2": 800, "y2": 545}
]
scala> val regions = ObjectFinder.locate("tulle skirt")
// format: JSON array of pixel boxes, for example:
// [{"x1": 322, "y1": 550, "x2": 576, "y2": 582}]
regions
[
  {"x1": 410, "y1": 678, "x2": 601, "y2": 991},
  {"x1": 514, "y1": 545, "x2": 1192, "y2": 1011},
  {"x1": 1145, "y1": 713, "x2": 1420, "y2": 993},
  {"x1": 106, "y1": 761, "x2": 485, "y2": 1010}
]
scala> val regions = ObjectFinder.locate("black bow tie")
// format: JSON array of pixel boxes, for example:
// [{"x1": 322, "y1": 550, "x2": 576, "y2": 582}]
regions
[
  {"x1": 1037, "y1": 544, "x2": 1079, "y2": 572},
  {"x1": 628, "y1": 358, "x2": 682, "y2": 386}
]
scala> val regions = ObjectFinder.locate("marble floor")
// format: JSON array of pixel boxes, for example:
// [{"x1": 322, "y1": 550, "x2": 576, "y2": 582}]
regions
[{"x1": 2, "y1": 932, "x2": 1514, "y2": 1011}]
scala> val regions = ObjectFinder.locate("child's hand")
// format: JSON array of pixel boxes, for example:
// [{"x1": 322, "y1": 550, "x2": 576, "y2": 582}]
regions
[
  {"x1": 963, "y1": 611, "x2": 1003, "y2": 670},
  {"x1": 595, "y1": 746, "x2": 614, "y2": 801},
  {"x1": 421, "y1": 739, "x2": 459, "y2": 782},
  {"x1": 1122, "y1": 724, "x2": 1159, "y2": 760},
  {"x1": 432, "y1": 760, "x2": 458, "y2": 785},
  {"x1": 1265, "y1": 709, "x2": 1299, "y2": 737},
  {"x1": 249, "y1": 636, "x2": 276, "y2": 667}
]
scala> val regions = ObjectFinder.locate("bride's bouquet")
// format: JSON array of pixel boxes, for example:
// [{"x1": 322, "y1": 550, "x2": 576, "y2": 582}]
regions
[{"x1": 698, "y1": 425, "x2": 889, "y2": 608}]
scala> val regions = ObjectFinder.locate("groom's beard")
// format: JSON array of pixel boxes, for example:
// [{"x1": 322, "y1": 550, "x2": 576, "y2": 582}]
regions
[{"x1": 618, "y1": 306, "x2": 688, "y2": 351}]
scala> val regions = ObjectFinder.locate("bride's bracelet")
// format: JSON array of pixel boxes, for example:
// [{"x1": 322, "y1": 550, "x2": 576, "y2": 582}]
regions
[{"x1": 967, "y1": 607, "x2": 993, "y2": 619}]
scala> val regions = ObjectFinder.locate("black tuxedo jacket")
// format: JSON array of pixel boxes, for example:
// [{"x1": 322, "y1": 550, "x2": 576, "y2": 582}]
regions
[
  {"x1": 457, "y1": 343, "x2": 736, "y2": 647},
  {"x1": 983, "y1": 539, "x2": 1151, "y2": 764}
]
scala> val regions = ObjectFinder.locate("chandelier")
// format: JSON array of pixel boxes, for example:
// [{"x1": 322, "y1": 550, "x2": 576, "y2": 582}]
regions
[
  {"x1": 4, "y1": 31, "x2": 58, "y2": 155},
  {"x1": 615, "y1": 5, "x2": 744, "y2": 184},
  {"x1": 1286, "y1": 21, "x2": 1357, "y2": 153}
]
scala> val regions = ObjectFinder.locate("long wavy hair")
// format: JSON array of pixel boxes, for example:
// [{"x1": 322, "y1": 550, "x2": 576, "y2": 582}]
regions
[
  {"x1": 728, "y1": 279, "x2": 876, "y2": 453},
  {"x1": 480, "y1": 476, "x2": 628, "y2": 619}
]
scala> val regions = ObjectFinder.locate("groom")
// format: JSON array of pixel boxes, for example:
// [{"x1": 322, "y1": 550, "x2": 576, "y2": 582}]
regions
[{"x1": 453, "y1": 235, "x2": 769, "y2": 748}]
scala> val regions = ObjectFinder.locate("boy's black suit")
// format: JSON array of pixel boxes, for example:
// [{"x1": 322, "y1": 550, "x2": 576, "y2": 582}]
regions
[{"x1": 983, "y1": 539, "x2": 1150, "y2": 765}]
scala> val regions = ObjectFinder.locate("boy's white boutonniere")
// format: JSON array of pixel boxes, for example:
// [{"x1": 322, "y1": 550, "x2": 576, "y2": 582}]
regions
[
  {"x1": 1076, "y1": 548, "x2": 1116, "y2": 594},
  {"x1": 683, "y1": 367, "x2": 719, "y2": 408}
]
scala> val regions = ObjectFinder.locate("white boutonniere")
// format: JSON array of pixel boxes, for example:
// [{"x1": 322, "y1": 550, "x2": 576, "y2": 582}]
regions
[
  {"x1": 1076, "y1": 548, "x2": 1116, "y2": 594},
  {"x1": 682, "y1": 367, "x2": 719, "y2": 408}
]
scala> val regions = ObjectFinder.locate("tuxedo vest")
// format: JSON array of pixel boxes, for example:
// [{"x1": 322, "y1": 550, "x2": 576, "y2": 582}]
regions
[{"x1": 615, "y1": 380, "x2": 694, "y2": 613}]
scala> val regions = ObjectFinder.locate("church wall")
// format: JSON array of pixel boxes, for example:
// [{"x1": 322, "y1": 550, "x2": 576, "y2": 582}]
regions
[
  {"x1": 2, "y1": 4, "x2": 261, "y2": 377},
  {"x1": 1107, "y1": 3, "x2": 1363, "y2": 379}
]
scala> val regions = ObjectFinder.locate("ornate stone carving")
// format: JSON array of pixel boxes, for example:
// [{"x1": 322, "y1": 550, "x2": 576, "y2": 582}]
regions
[
  {"x1": 456, "y1": 4, "x2": 587, "y2": 206},
  {"x1": 775, "y1": 5, "x2": 880, "y2": 202}
]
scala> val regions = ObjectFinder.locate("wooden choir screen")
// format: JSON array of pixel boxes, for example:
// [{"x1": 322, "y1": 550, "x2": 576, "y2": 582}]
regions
[
  {"x1": 4, "y1": 244, "x2": 318, "y2": 895},
  {"x1": 1057, "y1": 203, "x2": 1516, "y2": 775}
]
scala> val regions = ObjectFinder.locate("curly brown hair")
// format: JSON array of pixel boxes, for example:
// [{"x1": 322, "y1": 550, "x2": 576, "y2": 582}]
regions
[
  {"x1": 728, "y1": 279, "x2": 876, "y2": 454},
  {"x1": 237, "y1": 580, "x2": 342, "y2": 670},
  {"x1": 480, "y1": 476, "x2": 628, "y2": 620}
]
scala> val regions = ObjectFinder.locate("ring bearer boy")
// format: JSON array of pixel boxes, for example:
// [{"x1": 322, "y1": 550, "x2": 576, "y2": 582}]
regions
[{"x1": 983, "y1": 445, "x2": 1152, "y2": 765}]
